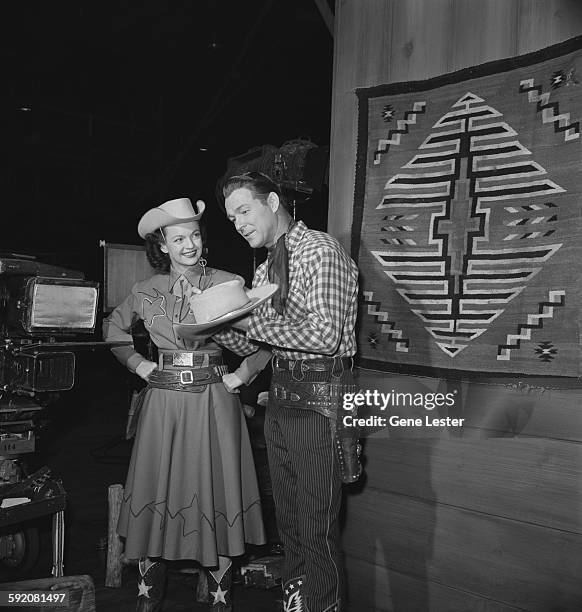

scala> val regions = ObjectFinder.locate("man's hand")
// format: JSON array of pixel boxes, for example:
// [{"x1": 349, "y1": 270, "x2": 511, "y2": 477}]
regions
[
  {"x1": 257, "y1": 391, "x2": 269, "y2": 406},
  {"x1": 222, "y1": 372, "x2": 243, "y2": 393},
  {"x1": 136, "y1": 360, "x2": 157, "y2": 381},
  {"x1": 185, "y1": 285, "x2": 203, "y2": 303},
  {"x1": 230, "y1": 314, "x2": 251, "y2": 331}
]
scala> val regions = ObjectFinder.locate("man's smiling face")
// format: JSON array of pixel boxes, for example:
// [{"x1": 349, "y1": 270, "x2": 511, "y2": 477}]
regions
[{"x1": 224, "y1": 187, "x2": 279, "y2": 249}]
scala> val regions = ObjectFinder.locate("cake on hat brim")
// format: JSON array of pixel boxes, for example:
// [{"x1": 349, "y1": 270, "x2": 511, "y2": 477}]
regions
[{"x1": 175, "y1": 283, "x2": 278, "y2": 336}]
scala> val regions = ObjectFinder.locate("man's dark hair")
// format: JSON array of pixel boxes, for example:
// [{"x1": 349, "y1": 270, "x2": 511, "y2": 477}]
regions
[{"x1": 221, "y1": 171, "x2": 288, "y2": 211}]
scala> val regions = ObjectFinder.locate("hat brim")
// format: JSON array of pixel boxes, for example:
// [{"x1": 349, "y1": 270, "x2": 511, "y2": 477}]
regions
[
  {"x1": 175, "y1": 283, "x2": 279, "y2": 336},
  {"x1": 138, "y1": 207, "x2": 204, "y2": 239}
]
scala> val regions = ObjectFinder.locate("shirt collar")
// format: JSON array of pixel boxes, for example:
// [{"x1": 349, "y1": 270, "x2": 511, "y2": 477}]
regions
[
  {"x1": 285, "y1": 220, "x2": 307, "y2": 253},
  {"x1": 167, "y1": 268, "x2": 200, "y2": 292}
]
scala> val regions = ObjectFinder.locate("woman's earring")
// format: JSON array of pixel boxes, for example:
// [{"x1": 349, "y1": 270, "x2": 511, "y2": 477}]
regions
[{"x1": 198, "y1": 257, "x2": 210, "y2": 290}]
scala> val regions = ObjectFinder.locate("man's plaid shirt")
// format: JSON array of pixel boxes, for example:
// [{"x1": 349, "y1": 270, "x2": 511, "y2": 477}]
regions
[{"x1": 246, "y1": 220, "x2": 359, "y2": 360}]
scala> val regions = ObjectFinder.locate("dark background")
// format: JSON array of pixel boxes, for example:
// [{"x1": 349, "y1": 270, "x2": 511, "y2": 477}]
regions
[
  {"x1": 1, "y1": 2, "x2": 335, "y2": 592},
  {"x1": 2, "y1": 0, "x2": 334, "y2": 284}
]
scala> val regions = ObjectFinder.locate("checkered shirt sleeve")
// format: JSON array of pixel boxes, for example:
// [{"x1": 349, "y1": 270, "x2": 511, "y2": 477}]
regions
[
  {"x1": 247, "y1": 245, "x2": 358, "y2": 356},
  {"x1": 211, "y1": 326, "x2": 261, "y2": 357}
]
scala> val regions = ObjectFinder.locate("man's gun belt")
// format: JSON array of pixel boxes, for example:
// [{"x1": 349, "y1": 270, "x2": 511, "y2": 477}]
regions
[{"x1": 270, "y1": 362, "x2": 363, "y2": 484}]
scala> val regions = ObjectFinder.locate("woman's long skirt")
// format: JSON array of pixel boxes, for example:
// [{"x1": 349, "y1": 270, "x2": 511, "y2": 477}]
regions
[{"x1": 117, "y1": 382, "x2": 266, "y2": 566}]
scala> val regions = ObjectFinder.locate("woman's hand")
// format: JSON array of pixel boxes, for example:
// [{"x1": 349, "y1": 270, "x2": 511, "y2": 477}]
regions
[
  {"x1": 222, "y1": 373, "x2": 243, "y2": 393},
  {"x1": 136, "y1": 360, "x2": 158, "y2": 381}
]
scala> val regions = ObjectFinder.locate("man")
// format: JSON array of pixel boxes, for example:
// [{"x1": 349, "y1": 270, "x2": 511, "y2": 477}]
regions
[{"x1": 222, "y1": 172, "x2": 359, "y2": 612}]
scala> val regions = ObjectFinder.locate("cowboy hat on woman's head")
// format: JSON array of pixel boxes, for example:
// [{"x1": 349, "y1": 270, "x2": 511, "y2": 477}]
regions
[{"x1": 138, "y1": 198, "x2": 205, "y2": 238}]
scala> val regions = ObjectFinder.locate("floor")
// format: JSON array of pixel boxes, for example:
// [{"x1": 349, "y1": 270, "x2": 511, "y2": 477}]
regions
[{"x1": 2, "y1": 351, "x2": 281, "y2": 611}]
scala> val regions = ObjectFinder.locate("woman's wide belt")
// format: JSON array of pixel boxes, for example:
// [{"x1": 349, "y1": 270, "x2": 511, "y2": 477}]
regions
[
  {"x1": 148, "y1": 364, "x2": 228, "y2": 393},
  {"x1": 158, "y1": 350, "x2": 223, "y2": 369}
]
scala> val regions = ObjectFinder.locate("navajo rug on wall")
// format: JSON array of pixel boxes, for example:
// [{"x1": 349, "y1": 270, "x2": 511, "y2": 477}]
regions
[{"x1": 353, "y1": 36, "x2": 582, "y2": 376}]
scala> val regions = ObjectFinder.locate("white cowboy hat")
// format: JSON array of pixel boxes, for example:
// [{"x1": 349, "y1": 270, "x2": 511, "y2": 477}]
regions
[
  {"x1": 138, "y1": 198, "x2": 205, "y2": 238},
  {"x1": 175, "y1": 283, "x2": 279, "y2": 335}
]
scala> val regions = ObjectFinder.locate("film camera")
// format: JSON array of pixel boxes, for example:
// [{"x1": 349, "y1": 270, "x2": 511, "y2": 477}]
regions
[{"x1": 0, "y1": 254, "x2": 99, "y2": 577}]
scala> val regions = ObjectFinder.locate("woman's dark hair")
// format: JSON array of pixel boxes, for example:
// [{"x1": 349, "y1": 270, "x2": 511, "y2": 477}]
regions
[
  {"x1": 144, "y1": 221, "x2": 207, "y2": 273},
  {"x1": 221, "y1": 171, "x2": 287, "y2": 211},
  {"x1": 145, "y1": 231, "x2": 170, "y2": 273}
]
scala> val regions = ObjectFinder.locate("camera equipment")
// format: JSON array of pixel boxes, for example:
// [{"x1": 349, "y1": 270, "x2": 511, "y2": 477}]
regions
[
  {"x1": 1, "y1": 272, "x2": 99, "y2": 395},
  {"x1": 0, "y1": 253, "x2": 106, "y2": 578}
]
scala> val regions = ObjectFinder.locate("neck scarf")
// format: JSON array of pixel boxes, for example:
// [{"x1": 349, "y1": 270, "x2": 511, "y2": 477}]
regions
[{"x1": 267, "y1": 221, "x2": 294, "y2": 315}]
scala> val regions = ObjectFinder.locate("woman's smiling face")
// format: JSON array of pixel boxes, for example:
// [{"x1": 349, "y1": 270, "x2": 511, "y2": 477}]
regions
[{"x1": 160, "y1": 221, "x2": 203, "y2": 274}]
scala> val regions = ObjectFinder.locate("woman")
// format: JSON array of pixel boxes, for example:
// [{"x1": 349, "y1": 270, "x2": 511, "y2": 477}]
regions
[{"x1": 103, "y1": 197, "x2": 267, "y2": 612}]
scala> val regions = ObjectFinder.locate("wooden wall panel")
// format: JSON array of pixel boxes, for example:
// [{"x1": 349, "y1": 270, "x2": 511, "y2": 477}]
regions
[
  {"x1": 354, "y1": 370, "x2": 582, "y2": 443},
  {"x1": 346, "y1": 556, "x2": 525, "y2": 612},
  {"x1": 384, "y1": 0, "x2": 454, "y2": 84},
  {"x1": 460, "y1": 384, "x2": 582, "y2": 442},
  {"x1": 343, "y1": 490, "x2": 582, "y2": 610},
  {"x1": 330, "y1": 2, "x2": 582, "y2": 610},
  {"x1": 360, "y1": 437, "x2": 582, "y2": 533},
  {"x1": 449, "y1": 1, "x2": 519, "y2": 68},
  {"x1": 516, "y1": 0, "x2": 582, "y2": 53},
  {"x1": 354, "y1": 1, "x2": 393, "y2": 85}
]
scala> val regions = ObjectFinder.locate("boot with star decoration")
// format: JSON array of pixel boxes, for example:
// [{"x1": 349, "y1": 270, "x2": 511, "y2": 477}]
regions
[
  {"x1": 136, "y1": 558, "x2": 166, "y2": 612},
  {"x1": 206, "y1": 558, "x2": 233, "y2": 611}
]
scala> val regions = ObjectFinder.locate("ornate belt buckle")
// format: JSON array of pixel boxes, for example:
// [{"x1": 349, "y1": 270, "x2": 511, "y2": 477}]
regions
[
  {"x1": 173, "y1": 352, "x2": 193, "y2": 367},
  {"x1": 180, "y1": 370, "x2": 194, "y2": 385},
  {"x1": 312, "y1": 382, "x2": 329, "y2": 396}
]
